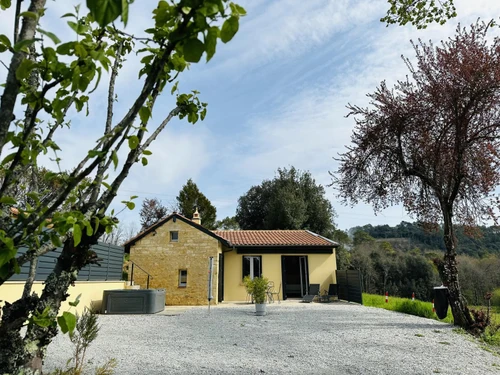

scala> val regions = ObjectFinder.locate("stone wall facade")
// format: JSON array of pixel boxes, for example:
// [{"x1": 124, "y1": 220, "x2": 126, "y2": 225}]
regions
[{"x1": 129, "y1": 218, "x2": 221, "y2": 306}]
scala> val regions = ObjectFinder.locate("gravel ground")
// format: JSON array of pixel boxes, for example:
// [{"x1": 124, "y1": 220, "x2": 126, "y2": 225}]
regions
[{"x1": 44, "y1": 302, "x2": 500, "y2": 374}]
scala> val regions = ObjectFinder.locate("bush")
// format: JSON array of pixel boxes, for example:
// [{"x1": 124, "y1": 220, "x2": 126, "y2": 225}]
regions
[{"x1": 492, "y1": 288, "x2": 500, "y2": 308}]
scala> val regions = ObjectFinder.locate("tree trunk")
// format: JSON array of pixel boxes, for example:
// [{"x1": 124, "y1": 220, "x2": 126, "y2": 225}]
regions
[
  {"x1": 441, "y1": 207, "x2": 475, "y2": 330},
  {"x1": 0, "y1": 229, "x2": 104, "y2": 374},
  {"x1": 0, "y1": 295, "x2": 39, "y2": 372}
]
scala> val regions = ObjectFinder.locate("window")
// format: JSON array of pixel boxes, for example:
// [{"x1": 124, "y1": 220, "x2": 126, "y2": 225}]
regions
[
  {"x1": 170, "y1": 231, "x2": 178, "y2": 242},
  {"x1": 242, "y1": 256, "x2": 262, "y2": 279},
  {"x1": 179, "y1": 270, "x2": 187, "y2": 287}
]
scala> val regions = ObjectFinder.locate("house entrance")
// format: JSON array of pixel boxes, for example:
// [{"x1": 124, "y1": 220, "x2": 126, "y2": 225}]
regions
[{"x1": 281, "y1": 256, "x2": 309, "y2": 299}]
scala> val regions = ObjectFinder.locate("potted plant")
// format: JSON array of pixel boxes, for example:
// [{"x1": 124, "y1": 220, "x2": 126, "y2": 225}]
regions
[
  {"x1": 251, "y1": 276, "x2": 269, "y2": 316},
  {"x1": 243, "y1": 275, "x2": 254, "y2": 301}
]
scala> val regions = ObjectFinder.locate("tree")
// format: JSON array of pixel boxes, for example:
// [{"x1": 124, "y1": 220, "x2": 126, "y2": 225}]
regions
[
  {"x1": 334, "y1": 23, "x2": 500, "y2": 331},
  {"x1": 381, "y1": 0, "x2": 457, "y2": 29},
  {"x1": 236, "y1": 167, "x2": 336, "y2": 237},
  {"x1": 0, "y1": 0, "x2": 245, "y2": 372},
  {"x1": 176, "y1": 179, "x2": 217, "y2": 229},
  {"x1": 100, "y1": 221, "x2": 138, "y2": 245},
  {"x1": 352, "y1": 230, "x2": 375, "y2": 247},
  {"x1": 139, "y1": 198, "x2": 169, "y2": 231},
  {"x1": 216, "y1": 216, "x2": 240, "y2": 230},
  {"x1": 332, "y1": 229, "x2": 351, "y2": 270}
]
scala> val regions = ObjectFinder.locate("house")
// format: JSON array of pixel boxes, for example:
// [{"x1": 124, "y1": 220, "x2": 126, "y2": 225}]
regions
[{"x1": 124, "y1": 210, "x2": 339, "y2": 306}]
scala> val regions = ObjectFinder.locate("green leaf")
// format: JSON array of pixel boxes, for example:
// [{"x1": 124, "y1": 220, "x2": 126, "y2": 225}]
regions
[
  {"x1": 13, "y1": 38, "x2": 35, "y2": 53},
  {"x1": 205, "y1": 27, "x2": 218, "y2": 62},
  {"x1": 0, "y1": 34, "x2": 11, "y2": 48},
  {"x1": 220, "y1": 16, "x2": 239, "y2": 43},
  {"x1": 128, "y1": 135, "x2": 139, "y2": 150},
  {"x1": 33, "y1": 314, "x2": 53, "y2": 328},
  {"x1": 181, "y1": 6, "x2": 191, "y2": 14},
  {"x1": 74, "y1": 43, "x2": 87, "y2": 58},
  {"x1": 86, "y1": 0, "x2": 123, "y2": 27},
  {"x1": 0, "y1": 0, "x2": 11, "y2": 10},
  {"x1": 57, "y1": 311, "x2": 76, "y2": 334},
  {"x1": 61, "y1": 12, "x2": 76, "y2": 18},
  {"x1": 13, "y1": 259, "x2": 20, "y2": 274},
  {"x1": 57, "y1": 42, "x2": 74, "y2": 55},
  {"x1": 143, "y1": 149, "x2": 152, "y2": 156},
  {"x1": 50, "y1": 232, "x2": 62, "y2": 248},
  {"x1": 37, "y1": 28, "x2": 61, "y2": 44},
  {"x1": 138, "y1": 106, "x2": 151, "y2": 124},
  {"x1": 73, "y1": 223, "x2": 82, "y2": 246},
  {"x1": 1, "y1": 152, "x2": 16, "y2": 165},
  {"x1": 20, "y1": 11, "x2": 38, "y2": 20},
  {"x1": 84, "y1": 221, "x2": 93, "y2": 236},
  {"x1": 0, "y1": 196, "x2": 16, "y2": 205},
  {"x1": 170, "y1": 81, "x2": 178, "y2": 95},
  {"x1": 230, "y1": 3, "x2": 246, "y2": 15},
  {"x1": 141, "y1": 157, "x2": 148, "y2": 166},
  {"x1": 111, "y1": 150, "x2": 118, "y2": 170},
  {"x1": 0, "y1": 236, "x2": 16, "y2": 268},
  {"x1": 183, "y1": 38, "x2": 205, "y2": 63},
  {"x1": 15, "y1": 58, "x2": 36, "y2": 80},
  {"x1": 68, "y1": 294, "x2": 81, "y2": 307},
  {"x1": 121, "y1": 0, "x2": 129, "y2": 26},
  {"x1": 126, "y1": 201, "x2": 135, "y2": 210}
]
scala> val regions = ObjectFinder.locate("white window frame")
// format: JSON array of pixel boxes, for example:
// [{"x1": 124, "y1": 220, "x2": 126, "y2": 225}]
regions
[{"x1": 243, "y1": 255, "x2": 262, "y2": 280}]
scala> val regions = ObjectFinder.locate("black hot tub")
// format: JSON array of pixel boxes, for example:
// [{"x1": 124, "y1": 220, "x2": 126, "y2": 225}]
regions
[{"x1": 102, "y1": 289, "x2": 166, "y2": 314}]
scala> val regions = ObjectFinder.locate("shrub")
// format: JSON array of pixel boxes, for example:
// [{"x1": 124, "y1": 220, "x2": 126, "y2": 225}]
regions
[{"x1": 492, "y1": 288, "x2": 500, "y2": 308}]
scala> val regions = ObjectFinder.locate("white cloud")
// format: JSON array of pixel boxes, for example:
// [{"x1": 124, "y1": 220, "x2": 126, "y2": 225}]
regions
[{"x1": 218, "y1": 0, "x2": 500, "y2": 229}]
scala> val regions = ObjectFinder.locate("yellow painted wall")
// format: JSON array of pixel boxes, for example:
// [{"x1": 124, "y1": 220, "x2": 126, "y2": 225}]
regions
[
  {"x1": 129, "y1": 218, "x2": 220, "y2": 306},
  {"x1": 0, "y1": 281, "x2": 125, "y2": 314},
  {"x1": 222, "y1": 248, "x2": 337, "y2": 301}
]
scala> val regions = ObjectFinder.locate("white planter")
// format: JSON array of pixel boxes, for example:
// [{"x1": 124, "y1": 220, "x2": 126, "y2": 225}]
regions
[{"x1": 255, "y1": 303, "x2": 266, "y2": 316}]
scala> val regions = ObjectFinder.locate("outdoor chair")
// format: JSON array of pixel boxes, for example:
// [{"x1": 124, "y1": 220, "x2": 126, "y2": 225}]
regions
[
  {"x1": 302, "y1": 284, "x2": 320, "y2": 303},
  {"x1": 327, "y1": 284, "x2": 338, "y2": 302},
  {"x1": 267, "y1": 282, "x2": 281, "y2": 304}
]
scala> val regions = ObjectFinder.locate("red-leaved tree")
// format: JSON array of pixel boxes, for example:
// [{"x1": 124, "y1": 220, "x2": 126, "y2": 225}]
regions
[{"x1": 334, "y1": 22, "x2": 500, "y2": 331}]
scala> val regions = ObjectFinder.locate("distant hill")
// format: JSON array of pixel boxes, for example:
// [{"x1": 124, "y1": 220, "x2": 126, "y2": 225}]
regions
[{"x1": 349, "y1": 222, "x2": 500, "y2": 257}]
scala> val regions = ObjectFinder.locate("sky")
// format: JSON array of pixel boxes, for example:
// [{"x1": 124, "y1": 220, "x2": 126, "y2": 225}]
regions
[{"x1": 1, "y1": 0, "x2": 500, "y2": 232}]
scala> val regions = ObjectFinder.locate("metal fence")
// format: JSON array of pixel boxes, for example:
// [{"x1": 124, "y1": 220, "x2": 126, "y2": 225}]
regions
[
  {"x1": 336, "y1": 269, "x2": 363, "y2": 304},
  {"x1": 8, "y1": 242, "x2": 124, "y2": 282}
]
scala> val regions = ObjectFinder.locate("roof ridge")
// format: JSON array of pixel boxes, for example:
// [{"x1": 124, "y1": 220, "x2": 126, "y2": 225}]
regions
[{"x1": 213, "y1": 229, "x2": 308, "y2": 232}]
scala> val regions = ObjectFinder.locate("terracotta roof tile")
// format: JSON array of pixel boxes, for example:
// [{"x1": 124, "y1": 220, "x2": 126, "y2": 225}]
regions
[{"x1": 213, "y1": 230, "x2": 337, "y2": 247}]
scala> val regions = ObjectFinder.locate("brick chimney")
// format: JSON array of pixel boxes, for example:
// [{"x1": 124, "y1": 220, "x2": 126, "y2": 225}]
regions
[{"x1": 192, "y1": 207, "x2": 201, "y2": 225}]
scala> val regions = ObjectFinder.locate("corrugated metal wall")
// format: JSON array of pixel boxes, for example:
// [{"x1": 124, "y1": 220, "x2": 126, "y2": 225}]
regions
[{"x1": 9, "y1": 242, "x2": 124, "y2": 282}]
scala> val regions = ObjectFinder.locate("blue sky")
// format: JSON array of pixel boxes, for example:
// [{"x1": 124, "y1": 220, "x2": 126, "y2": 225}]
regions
[{"x1": 1, "y1": 0, "x2": 500, "y2": 232}]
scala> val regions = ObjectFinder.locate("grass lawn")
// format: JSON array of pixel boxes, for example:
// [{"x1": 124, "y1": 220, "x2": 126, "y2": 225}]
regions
[{"x1": 363, "y1": 293, "x2": 500, "y2": 347}]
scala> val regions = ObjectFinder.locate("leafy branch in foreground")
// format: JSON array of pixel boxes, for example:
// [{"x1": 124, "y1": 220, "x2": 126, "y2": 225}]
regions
[{"x1": 0, "y1": 0, "x2": 245, "y2": 373}]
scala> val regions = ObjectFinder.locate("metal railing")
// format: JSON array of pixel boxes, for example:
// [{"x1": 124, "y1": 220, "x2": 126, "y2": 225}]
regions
[{"x1": 129, "y1": 261, "x2": 153, "y2": 289}]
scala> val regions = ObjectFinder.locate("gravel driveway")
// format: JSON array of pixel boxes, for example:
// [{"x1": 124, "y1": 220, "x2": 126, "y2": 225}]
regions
[{"x1": 45, "y1": 302, "x2": 500, "y2": 374}]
